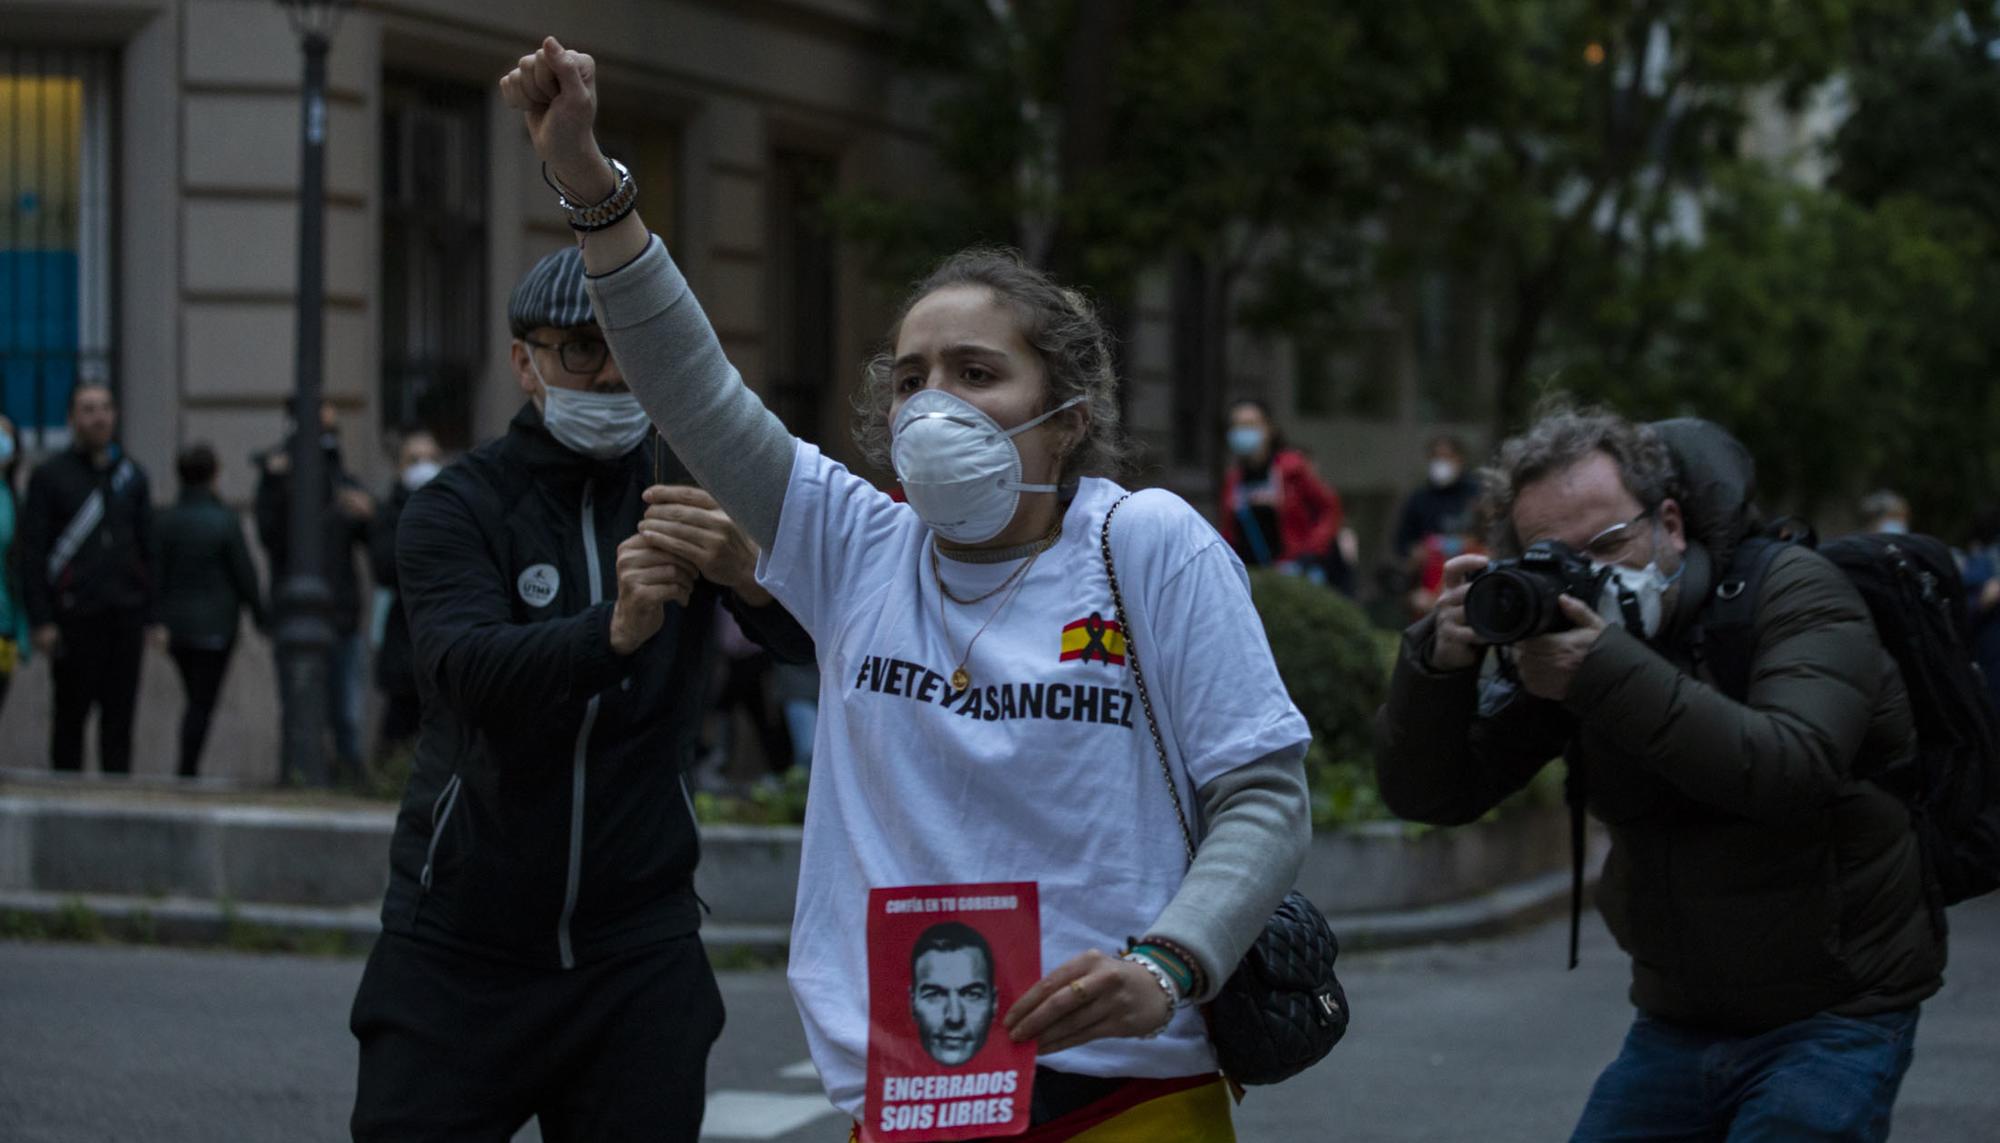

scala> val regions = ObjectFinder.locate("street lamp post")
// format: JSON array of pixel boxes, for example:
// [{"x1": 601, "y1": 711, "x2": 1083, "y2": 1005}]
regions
[{"x1": 275, "y1": 0, "x2": 352, "y2": 787}]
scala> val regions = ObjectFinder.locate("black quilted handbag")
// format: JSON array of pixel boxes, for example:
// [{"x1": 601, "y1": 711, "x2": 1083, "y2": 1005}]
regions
[{"x1": 1101, "y1": 496, "x2": 1350, "y2": 1086}]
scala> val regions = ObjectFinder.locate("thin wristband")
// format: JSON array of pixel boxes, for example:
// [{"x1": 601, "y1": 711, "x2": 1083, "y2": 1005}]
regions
[
  {"x1": 1138, "y1": 936, "x2": 1208, "y2": 999},
  {"x1": 1130, "y1": 943, "x2": 1195, "y2": 995}
]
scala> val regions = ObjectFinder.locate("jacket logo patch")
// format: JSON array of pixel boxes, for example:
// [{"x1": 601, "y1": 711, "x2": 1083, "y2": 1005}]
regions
[
  {"x1": 1060, "y1": 612, "x2": 1126, "y2": 666},
  {"x1": 517, "y1": 563, "x2": 560, "y2": 608}
]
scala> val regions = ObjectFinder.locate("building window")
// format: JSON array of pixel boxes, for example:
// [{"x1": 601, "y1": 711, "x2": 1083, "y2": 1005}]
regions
[
  {"x1": 596, "y1": 113, "x2": 678, "y2": 249},
  {"x1": 1413, "y1": 266, "x2": 1485, "y2": 423},
  {"x1": 380, "y1": 76, "x2": 485, "y2": 449},
  {"x1": 1295, "y1": 323, "x2": 1399, "y2": 421},
  {"x1": 1, "y1": 48, "x2": 114, "y2": 448},
  {"x1": 767, "y1": 148, "x2": 837, "y2": 441}
]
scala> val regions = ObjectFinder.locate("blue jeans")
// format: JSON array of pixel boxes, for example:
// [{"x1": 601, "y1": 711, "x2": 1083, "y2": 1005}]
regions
[
  {"x1": 328, "y1": 631, "x2": 366, "y2": 770},
  {"x1": 1572, "y1": 1008, "x2": 1920, "y2": 1142}
]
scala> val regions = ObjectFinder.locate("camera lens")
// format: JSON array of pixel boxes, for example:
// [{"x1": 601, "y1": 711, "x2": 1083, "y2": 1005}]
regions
[{"x1": 1465, "y1": 567, "x2": 1558, "y2": 644}]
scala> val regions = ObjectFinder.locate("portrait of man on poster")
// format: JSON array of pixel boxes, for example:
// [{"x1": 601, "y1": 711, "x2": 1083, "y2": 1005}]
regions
[{"x1": 910, "y1": 922, "x2": 997, "y2": 1067}]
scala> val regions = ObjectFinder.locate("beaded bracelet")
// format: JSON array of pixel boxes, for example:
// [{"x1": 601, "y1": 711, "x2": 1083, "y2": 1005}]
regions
[{"x1": 1119, "y1": 952, "x2": 1179, "y2": 1038}]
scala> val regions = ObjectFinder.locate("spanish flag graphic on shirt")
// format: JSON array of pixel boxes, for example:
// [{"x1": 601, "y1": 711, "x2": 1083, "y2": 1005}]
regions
[{"x1": 1059, "y1": 613, "x2": 1127, "y2": 666}]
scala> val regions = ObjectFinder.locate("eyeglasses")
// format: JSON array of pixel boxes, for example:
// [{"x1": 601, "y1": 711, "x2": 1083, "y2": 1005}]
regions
[
  {"x1": 522, "y1": 336, "x2": 611, "y2": 376},
  {"x1": 1582, "y1": 509, "x2": 1655, "y2": 561}
]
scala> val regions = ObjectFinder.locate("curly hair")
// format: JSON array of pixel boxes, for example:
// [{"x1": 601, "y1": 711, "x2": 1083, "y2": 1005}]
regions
[
  {"x1": 852, "y1": 248, "x2": 1130, "y2": 483},
  {"x1": 1479, "y1": 399, "x2": 1681, "y2": 556}
]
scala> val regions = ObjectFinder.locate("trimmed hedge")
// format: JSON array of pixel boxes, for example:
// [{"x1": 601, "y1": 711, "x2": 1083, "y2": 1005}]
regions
[{"x1": 1246, "y1": 571, "x2": 1396, "y2": 828}]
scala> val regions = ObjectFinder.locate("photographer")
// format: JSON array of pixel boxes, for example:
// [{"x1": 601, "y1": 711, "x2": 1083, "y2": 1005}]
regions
[{"x1": 1374, "y1": 405, "x2": 1941, "y2": 1142}]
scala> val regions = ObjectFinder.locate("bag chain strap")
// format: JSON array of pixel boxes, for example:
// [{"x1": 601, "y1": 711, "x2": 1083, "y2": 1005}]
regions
[{"x1": 1101, "y1": 494, "x2": 1199, "y2": 865}]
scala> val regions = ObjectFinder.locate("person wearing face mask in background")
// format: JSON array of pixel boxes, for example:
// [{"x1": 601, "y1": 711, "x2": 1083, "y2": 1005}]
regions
[
  {"x1": 1374, "y1": 404, "x2": 1939, "y2": 1142},
  {"x1": 347, "y1": 246, "x2": 812, "y2": 1142},
  {"x1": 1218, "y1": 398, "x2": 1355, "y2": 596},
  {"x1": 153, "y1": 444, "x2": 270, "y2": 778},
  {"x1": 254, "y1": 398, "x2": 376, "y2": 786},
  {"x1": 1392, "y1": 433, "x2": 1483, "y2": 617},
  {"x1": 501, "y1": 41, "x2": 1311, "y2": 1138},
  {"x1": 367, "y1": 428, "x2": 443, "y2": 760},
  {"x1": 1858, "y1": 488, "x2": 1912, "y2": 536},
  {"x1": 0, "y1": 415, "x2": 28, "y2": 718}
]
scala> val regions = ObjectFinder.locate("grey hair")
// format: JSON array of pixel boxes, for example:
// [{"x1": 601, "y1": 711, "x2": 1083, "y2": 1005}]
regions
[
  {"x1": 1480, "y1": 399, "x2": 1681, "y2": 556},
  {"x1": 852, "y1": 248, "x2": 1131, "y2": 483}
]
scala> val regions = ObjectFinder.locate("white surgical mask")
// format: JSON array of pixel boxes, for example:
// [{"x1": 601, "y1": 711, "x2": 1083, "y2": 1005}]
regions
[
  {"x1": 1429, "y1": 459, "x2": 1461, "y2": 488},
  {"x1": 401, "y1": 460, "x2": 442, "y2": 491},
  {"x1": 891, "y1": 389, "x2": 1085, "y2": 544},
  {"x1": 530, "y1": 356, "x2": 651, "y2": 460},
  {"x1": 1878, "y1": 518, "x2": 1909, "y2": 535},
  {"x1": 1591, "y1": 527, "x2": 1684, "y2": 639},
  {"x1": 1227, "y1": 426, "x2": 1266, "y2": 458}
]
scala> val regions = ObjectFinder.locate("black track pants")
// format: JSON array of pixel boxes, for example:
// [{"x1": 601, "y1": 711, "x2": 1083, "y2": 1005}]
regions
[{"x1": 350, "y1": 931, "x2": 726, "y2": 1142}]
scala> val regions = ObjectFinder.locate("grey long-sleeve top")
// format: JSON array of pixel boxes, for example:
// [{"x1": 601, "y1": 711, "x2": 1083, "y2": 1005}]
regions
[{"x1": 586, "y1": 235, "x2": 1308, "y2": 1001}]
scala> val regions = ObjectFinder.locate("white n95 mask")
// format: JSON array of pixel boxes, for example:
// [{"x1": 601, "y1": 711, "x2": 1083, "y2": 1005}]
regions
[
  {"x1": 891, "y1": 389, "x2": 1084, "y2": 544},
  {"x1": 1591, "y1": 533, "x2": 1684, "y2": 640},
  {"x1": 530, "y1": 356, "x2": 652, "y2": 460}
]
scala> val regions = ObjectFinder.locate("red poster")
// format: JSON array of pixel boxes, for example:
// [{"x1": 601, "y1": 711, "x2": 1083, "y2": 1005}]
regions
[{"x1": 862, "y1": 882, "x2": 1040, "y2": 1142}]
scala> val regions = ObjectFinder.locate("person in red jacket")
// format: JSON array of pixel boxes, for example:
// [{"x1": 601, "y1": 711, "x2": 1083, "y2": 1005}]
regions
[{"x1": 1219, "y1": 399, "x2": 1353, "y2": 592}]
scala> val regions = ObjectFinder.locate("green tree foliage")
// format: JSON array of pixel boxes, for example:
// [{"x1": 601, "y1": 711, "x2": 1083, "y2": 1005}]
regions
[
  {"x1": 845, "y1": 1, "x2": 1995, "y2": 533},
  {"x1": 1246, "y1": 571, "x2": 1392, "y2": 827},
  {"x1": 1542, "y1": 4, "x2": 2000, "y2": 535},
  {"x1": 1556, "y1": 167, "x2": 2000, "y2": 533}
]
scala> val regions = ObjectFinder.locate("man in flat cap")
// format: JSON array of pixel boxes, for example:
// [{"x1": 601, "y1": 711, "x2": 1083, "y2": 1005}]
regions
[{"x1": 348, "y1": 246, "x2": 813, "y2": 1140}]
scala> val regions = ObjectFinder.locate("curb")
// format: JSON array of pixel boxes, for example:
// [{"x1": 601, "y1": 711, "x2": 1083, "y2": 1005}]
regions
[
  {"x1": 0, "y1": 872, "x2": 1582, "y2": 963},
  {"x1": 0, "y1": 888, "x2": 794, "y2": 963}
]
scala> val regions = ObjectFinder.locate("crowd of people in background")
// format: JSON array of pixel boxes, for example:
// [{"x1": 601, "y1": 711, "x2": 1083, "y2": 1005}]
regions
[{"x1": 6, "y1": 372, "x2": 2000, "y2": 798}]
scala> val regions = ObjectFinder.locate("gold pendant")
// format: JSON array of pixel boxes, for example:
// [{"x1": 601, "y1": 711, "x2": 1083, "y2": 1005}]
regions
[{"x1": 951, "y1": 668, "x2": 971, "y2": 692}]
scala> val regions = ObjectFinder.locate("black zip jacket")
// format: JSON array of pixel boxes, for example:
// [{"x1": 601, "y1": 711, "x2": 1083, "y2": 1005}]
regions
[
  {"x1": 154, "y1": 489, "x2": 269, "y2": 649},
  {"x1": 254, "y1": 438, "x2": 371, "y2": 635},
  {"x1": 369, "y1": 480, "x2": 416, "y2": 696},
  {"x1": 382, "y1": 403, "x2": 813, "y2": 968},
  {"x1": 18, "y1": 445, "x2": 155, "y2": 626}
]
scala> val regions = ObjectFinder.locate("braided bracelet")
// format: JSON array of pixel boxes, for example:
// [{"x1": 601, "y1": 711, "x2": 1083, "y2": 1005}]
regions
[{"x1": 1120, "y1": 952, "x2": 1180, "y2": 1039}]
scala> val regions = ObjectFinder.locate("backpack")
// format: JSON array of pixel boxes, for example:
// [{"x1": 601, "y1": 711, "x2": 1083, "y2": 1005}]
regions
[{"x1": 1699, "y1": 527, "x2": 2000, "y2": 909}]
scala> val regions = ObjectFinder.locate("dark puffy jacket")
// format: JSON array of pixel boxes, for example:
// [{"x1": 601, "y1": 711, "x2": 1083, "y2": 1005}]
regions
[
  {"x1": 154, "y1": 488, "x2": 268, "y2": 649},
  {"x1": 382, "y1": 403, "x2": 812, "y2": 969},
  {"x1": 1374, "y1": 430, "x2": 1944, "y2": 1032}
]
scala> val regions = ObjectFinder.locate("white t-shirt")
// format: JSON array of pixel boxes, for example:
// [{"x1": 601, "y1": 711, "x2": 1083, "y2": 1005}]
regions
[{"x1": 757, "y1": 442, "x2": 1311, "y2": 1119}]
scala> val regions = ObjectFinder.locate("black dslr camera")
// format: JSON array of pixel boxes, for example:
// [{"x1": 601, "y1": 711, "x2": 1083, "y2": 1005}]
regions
[{"x1": 1463, "y1": 540, "x2": 1611, "y2": 645}]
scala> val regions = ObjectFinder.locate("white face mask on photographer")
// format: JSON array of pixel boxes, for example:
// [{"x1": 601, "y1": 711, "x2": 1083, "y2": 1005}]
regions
[
  {"x1": 528, "y1": 355, "x2": 651, "y2": 460},
  {"x1": 1590, "y1": 523, "x2": 1684, "y2": 639},
  {"x1": 401, "y1": 460, "x2": 442, "y2": 491},
  {"x1": 892, "y1": 388, "x2": 1085, "y2": 544}
]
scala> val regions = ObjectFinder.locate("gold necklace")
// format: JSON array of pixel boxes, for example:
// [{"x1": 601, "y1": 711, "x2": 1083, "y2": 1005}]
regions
[
  {"x1": 931, "y1": 542, "x2": 1032, "y2": 606},
  {"x1": 937, "y1": 544, "x2": 1046, "y2": 692}
]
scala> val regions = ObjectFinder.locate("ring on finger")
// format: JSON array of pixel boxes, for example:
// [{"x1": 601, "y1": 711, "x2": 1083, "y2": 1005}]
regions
[{"x1": 1069, "y1": 980, "x2": 1087, "y2": 1002}]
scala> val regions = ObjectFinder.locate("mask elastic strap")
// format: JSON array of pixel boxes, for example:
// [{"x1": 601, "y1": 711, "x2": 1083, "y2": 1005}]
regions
[
  {"x1": 998, "y1": 395, "x2": 1087, "y2": 441},
  {"x1": 999, "y1": 477, "x2": 1063, "y2": 495},
  {"x1": 997, "y1": 396, "x2": 1086, "y2": 494},
  {"x1": 525, "y1": 349, "x2": 552, "y2": 402}
]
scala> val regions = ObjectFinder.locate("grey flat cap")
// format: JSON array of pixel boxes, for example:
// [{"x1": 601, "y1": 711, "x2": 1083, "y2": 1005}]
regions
[{"x1": 508, "y1": 246, "x2": 595, "y2": 337}]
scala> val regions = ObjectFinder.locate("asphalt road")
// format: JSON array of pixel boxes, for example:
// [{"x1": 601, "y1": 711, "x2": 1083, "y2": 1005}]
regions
[{"x1": 3, "y1": 898, "x2": 1997, "y2": 1141}]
